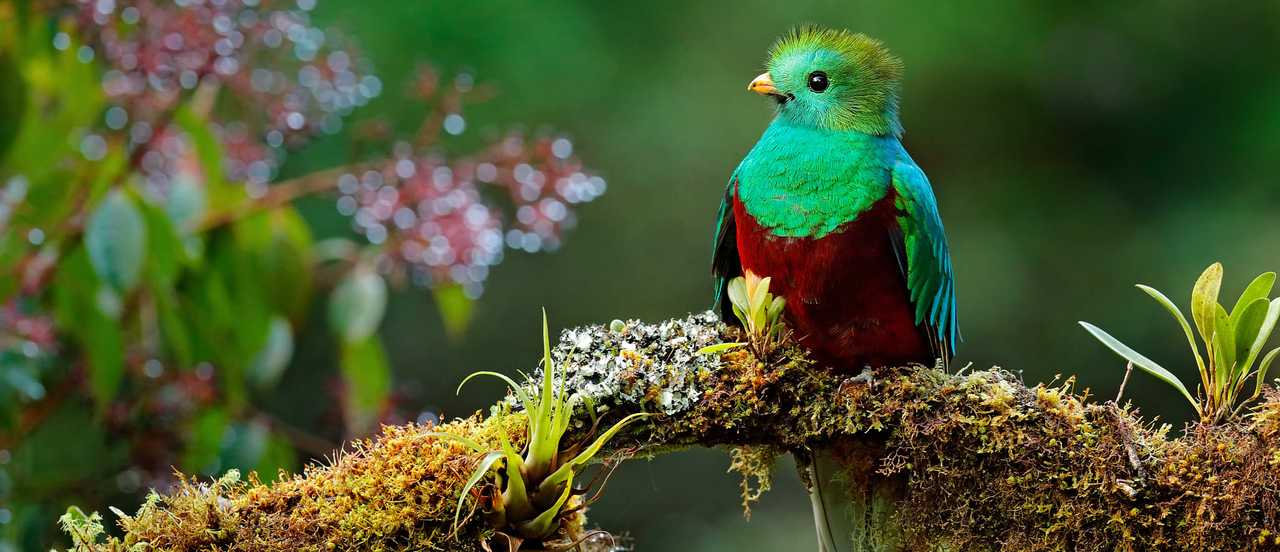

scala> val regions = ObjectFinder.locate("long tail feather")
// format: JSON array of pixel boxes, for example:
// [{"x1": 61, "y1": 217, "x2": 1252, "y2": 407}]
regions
[
  {"x1": 801, "y1": 449, "x2": 852, "y2": 552},
  {"x1": 799, "y1": 447, "x2": 903, "y2": 552}
]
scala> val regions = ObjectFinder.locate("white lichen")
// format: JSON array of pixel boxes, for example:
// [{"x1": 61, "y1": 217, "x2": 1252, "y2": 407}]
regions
[{"x1": 507, "y1": 311, "x2": 725, "y2": 416}]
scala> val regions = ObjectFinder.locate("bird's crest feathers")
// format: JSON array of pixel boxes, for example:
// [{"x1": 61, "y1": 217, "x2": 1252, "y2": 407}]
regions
[{"x1": 765, "y1": 27, "x2": 904, "y2": 136}]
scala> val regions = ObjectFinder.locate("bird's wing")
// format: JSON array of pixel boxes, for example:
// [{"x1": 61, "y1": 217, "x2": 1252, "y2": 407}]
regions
[
  {"x1": 890, "y1": 160, "x2": 959, "y2": 364},
  {"x1": 711, "y1": 173, "x2": 742, "y2": 321}
]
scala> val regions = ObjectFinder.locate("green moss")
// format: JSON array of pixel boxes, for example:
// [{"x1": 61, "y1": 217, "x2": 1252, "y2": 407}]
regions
[{"x1": 64, "y1": 316, "x2": 1280, "y2": 551}]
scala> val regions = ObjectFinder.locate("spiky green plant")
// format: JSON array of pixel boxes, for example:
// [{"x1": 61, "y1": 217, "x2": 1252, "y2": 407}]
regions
[
  {"x1": 1081, "y1": 263, "x2": 1280, "y2": 424},
  {"x1": 431, "y1": 311, "x2": 648, "y2": 548},
  {"x1": 710, "y1": 272, "x2": 788, "y2": 359}
]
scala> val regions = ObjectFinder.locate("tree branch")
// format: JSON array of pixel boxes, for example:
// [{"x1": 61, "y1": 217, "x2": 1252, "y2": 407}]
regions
[{"x1": 65, "y1": 313, "x2": 1280, "y2": 551}]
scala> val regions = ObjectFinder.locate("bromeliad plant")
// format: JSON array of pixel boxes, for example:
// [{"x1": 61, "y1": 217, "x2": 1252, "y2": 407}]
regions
[
  {"x1": 1081, "y1": 263, "x2": 1280, "y2": 424},
  {"x1": 431, "y1": 312, "x2": 648, "y2": 549},
  {"x1": 707, "y1": 272, "x2": 788, "y2": 360}
]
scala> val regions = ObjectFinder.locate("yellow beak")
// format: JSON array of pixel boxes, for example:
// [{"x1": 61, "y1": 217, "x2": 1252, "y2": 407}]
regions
[{"x1": 748, "y1": 72, "x2": 779, "y2": 96}]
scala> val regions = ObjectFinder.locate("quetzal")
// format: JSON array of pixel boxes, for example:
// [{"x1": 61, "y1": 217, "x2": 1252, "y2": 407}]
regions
[{"x1": 710, "y1": 28, "x2": 958, "y2": 551}]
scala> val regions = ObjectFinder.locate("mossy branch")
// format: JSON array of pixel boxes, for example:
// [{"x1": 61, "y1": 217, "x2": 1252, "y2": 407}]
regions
[{"x1": 67, "y1": 313, "x2": 1280, "y2": 551}]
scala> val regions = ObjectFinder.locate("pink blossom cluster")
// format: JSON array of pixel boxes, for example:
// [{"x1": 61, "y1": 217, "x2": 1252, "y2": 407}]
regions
[
  {"x1": 337, "y1": 133, "x2": 606, "y2": 297},
  {"x1": 71, "y1": 0, "x2": 378, "y2": 192}
]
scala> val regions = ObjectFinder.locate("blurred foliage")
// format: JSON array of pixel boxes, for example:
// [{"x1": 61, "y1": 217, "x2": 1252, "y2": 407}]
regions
[
  {"x1": 0, "y1": 1, "x2": 603, "y2": 549},
  {"x1": 1, "y1": 0, "x2": 1278, "y2": 550}
]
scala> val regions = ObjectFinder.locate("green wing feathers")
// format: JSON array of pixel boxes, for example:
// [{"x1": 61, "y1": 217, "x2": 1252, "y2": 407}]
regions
[
  {"x1": 711, "y1": 174, "x2": 741, "y2": 320},
  {"x1": 891, "y1": 161, "x2": 959, "y2": 361}
]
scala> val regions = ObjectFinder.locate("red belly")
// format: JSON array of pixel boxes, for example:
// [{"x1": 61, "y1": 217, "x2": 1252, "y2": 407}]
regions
[{"x1": 733, "y1": 189, "x2": 932, "y2": 372}]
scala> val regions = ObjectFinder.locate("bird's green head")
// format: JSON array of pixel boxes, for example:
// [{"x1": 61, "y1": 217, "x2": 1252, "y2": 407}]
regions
[{"x1": 749, "y1": 27, "x2": 904, "y2": 136}]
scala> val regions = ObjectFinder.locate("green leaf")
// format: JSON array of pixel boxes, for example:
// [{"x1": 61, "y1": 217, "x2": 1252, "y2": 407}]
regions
[
  {"x1": 696, "y1": 342, "x2": 746, "y2": 355},
  {"x1": 453, "y1": 451, "x2": 503, "y2": 528},
  {"x1": 766, "y1": 295, "x2": 786, "y2": 323},
  {"x1": 0, "y1": 48, "x2": 27, "y2": 166},
  {"x1": 1233, "y1": 298, "x2": 1269, "y2": 368},
  {"x1": 139, "y1": 199, "x2": 185, "y2": 287},
  {"x1": 261, "y1": 208, "x2": 314, "y2": 322},
  {"x1": 165, "y1": 174, "x2": 207, "y2": 232},
  {"x1": 1137, "y1": 284, "x2": 1206, "y2": 373},
  {"x1": 750, "y1": 277, "x2": 771, "y2": 328},
  {"x1": 426, "y1": 432, "x2": 490, "y2": 454},
  {"x1": 1192, "y1": 262, "x2": 1224, "y2": 348},
  {"x1": 329, "y1": 266, "x2": 386, "y2": 343},
  {"x1": 528, "y1": 310, "x2": 559, "y2": 471},
  {"x1": 726, "y1": 278, "x2": 748, "y2": 313},
  {"x1": 1258, "y1": 348, "x2": 1280, "y2": 392},
  {"x1": 181, "y1": 407, "x2": 229, "y2": 474},
  {"x1": 1243, "y1": 299, "x2": 1280, "y2": 378},
  {"x1": 456, "y1": 371, "x2": 534, "y2": 414},
  {"x1": 1213, "y1": 304, "x2": 1235, "y2": 385},
  {"x1": 253, "y1": 431, "x2": 298, "y2": 484},
  {"x1": 516, "y1": 473, "x2": 574, "y2": 539},
  {"x1": 434, "y1": 285, "x2": 474, "y2": 340},
  {"x1": 155, "y1": 288, "x2": 194, "y2": 369},
  {"x1": 84, "y1": 310, "x2": 125, "y2": 408},
  {"x1": 339, "y1": 335, "x2": 392, "y2": 434},
  {"x1": 1079, "y1": 321, "x2": 1198, "y2": 410},
  {"x1": 85, "y1": 190, "x2": 147, "y2": 292},
  {"x1": 539, "y1": 412, "x2": 650, "y2": 494},
  {"x1": 496, "y1": 420, "x2": 532, "y2": 520},
  {"x1": 1231, "y1": 272, "x2": 1276, "y2": 320},
  {"x1": 248, "y1": 316, "x2": 294, "y2": 390},
  {"x1": 172, "y1": 104, "x2": 243, "y2": 213}
]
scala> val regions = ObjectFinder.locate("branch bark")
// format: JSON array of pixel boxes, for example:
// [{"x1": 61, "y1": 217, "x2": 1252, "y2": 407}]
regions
[{"x1": 66, "y1": 313, "x2": 1280, "y2": 551}]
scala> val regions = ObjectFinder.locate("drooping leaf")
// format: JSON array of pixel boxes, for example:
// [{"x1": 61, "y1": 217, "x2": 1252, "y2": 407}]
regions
[
  {"x1": 1244, "y1": 299, "x2": 1280, "y2": 377},
  {"x1": 85, "y1": 190, "x2": 147, "y2": 292},
  {"x1": 1079, "y1": 321, "x2": 1198, "y2": 410},
  {"x1": 457, "y1": 371, "x2": 534, "y2": 414},
  {"x1": 1137, "y1": 284, "x2": 1206, "y2": 373},
  {"x1": 339, "y1": 335, "x2": 392, "y2": 435},
  {"x1": 426, "y1": 432, "x2": 489, "y2": 455},
  {"x1": 453, "y1": 451, "x2": 503, "y2": 528},
  {"x1": 328, "y1": 266, "x2": 387, "y2": 343},
  {"x1": 1191, "y1": 262, "x2": 1224, "y2": 348},
  {"x1": 1257, "y1": 348, "x2": 1280, "y2": 394},
  {"x1": 248, "y1": 316, "x2": 294, "y2": 390}
]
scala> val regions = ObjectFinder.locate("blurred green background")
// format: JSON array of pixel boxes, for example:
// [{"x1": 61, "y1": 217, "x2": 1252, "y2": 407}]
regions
[
  {"x1": 6, "y1": 0, "x2": 1280, "y2": 550},
  {"x1": 284, "y1": 1, "x2": 1280, "y2": 549}
]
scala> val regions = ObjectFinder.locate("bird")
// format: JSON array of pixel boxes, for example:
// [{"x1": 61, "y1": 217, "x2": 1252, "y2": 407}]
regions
[{"x1": 710, "y1": 27, "x2": 958, "y2": 551}]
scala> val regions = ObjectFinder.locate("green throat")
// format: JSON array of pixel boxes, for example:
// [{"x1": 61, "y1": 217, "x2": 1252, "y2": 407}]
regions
[{"x1": 733, "y1": 118, "x2": 902, "y2": 239}]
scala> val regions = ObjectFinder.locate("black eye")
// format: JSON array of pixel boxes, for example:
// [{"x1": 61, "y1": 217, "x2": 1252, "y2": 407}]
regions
[{"x1": 807, "y1": 71, "x2": 829, "y2": 93}]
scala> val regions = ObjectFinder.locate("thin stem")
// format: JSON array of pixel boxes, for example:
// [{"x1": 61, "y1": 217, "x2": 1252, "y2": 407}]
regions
[
  {"x1": 194, "y1": 161, "x2": 380, "y2": 232},
  {"x1": 1115, "y1": 362, "x2": 1133, "y2": 403}
]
